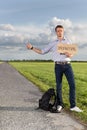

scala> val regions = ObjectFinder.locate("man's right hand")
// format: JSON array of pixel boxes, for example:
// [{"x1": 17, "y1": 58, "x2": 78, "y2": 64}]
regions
[
  {"x1": 26, "y1": 43, "x2": 42, "y2": 54},
  {"x1": 26, "y1": 43, "x2": 33, "y2": 49}
]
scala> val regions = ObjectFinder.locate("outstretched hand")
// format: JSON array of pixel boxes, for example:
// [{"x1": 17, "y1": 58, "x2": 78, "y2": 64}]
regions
[{"x1": 26, "y1": 43, "x2": 33, "y2": 49}]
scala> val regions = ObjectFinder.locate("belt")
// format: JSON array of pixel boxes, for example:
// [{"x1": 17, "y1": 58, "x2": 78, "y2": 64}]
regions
[{"x1": 55, "y1": 61, "x2": 70, "y2": 65}]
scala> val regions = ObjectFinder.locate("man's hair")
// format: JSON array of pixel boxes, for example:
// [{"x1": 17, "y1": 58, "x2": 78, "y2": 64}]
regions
[{"x1": 55, "y1": 25, "x2": 64, "y2": 32}]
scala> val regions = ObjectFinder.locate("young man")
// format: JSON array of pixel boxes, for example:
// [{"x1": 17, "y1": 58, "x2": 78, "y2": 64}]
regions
[{"x1": 26, "y1": 25, "x2": 83, "y2": 112}]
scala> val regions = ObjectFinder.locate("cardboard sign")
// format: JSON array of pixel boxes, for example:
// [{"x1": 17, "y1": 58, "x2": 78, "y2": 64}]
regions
[{"x1": 57, "y1": 43, "x2": 78, "y2": 55}]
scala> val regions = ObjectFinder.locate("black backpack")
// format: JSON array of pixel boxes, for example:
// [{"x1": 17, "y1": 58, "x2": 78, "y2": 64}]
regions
[{"x1": 39, "y1": 88, "x2": 57, "y2": 111}]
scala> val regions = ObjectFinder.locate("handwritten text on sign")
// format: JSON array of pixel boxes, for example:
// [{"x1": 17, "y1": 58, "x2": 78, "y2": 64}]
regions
[{"x1": 57, "y1": 43, "x2": 78, "y2": 55}]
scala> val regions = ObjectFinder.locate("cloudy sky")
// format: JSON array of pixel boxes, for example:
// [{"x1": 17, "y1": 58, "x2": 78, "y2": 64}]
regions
[{"x1": 0, "y1": 0, "x2": 87, "y2": 61}]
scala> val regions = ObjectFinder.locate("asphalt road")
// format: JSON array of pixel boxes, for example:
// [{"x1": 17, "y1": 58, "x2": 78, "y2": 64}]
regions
[{"x1": 0, "y1": 62, "x2": 86, "y2": 130}]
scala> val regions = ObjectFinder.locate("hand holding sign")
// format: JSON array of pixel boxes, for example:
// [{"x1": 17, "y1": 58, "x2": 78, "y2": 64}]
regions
[{"x1": 57, "y1": 43, "x2": 78, "y2": 56}]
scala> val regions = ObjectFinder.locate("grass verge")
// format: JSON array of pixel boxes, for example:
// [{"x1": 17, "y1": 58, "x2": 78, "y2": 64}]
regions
[{"x1": 9, "y1": 61, "x2": 87, "y2": 126}]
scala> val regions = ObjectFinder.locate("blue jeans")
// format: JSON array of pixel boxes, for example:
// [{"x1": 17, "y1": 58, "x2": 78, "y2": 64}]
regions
[{"x1": 55, "y1": 63, "x2": 76, "y2": 108}]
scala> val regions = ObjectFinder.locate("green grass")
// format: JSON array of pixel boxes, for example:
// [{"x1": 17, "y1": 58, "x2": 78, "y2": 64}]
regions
[{"x1": 9, "y1": 61, "x2": 87, "y2": 125}]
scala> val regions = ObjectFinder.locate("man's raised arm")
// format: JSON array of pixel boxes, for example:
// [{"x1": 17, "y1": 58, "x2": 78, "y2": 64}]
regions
[{"x1": 26, "y1": 43, "x2": 42, "y2": 54}]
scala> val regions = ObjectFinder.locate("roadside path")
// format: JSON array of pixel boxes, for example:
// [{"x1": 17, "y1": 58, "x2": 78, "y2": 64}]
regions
[{"x1": 0, "y1": 62, "x2": 86, "y2": 130}]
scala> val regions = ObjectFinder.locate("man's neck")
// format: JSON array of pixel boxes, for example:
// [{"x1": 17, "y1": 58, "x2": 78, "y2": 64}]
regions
[{"x1": 58, "y1": 37, "x2": 64, "y2": 41}]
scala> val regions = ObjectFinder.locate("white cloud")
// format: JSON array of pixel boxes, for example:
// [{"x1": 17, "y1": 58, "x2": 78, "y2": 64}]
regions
[
  {"x1": 0, "y1": 18, "x2": 87, "y2": 60},
  {"x1": 1, "y1": 19, "x2": 87, "y2": 45},
  {"x1": 48, "y1": 17, "x2": 72, "y2": 29},
  {"x1": 0, "y1": 24, "x2": 15, "y2": 31}
]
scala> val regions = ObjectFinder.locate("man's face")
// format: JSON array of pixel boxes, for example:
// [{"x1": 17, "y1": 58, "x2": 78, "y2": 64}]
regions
[{"x1": 56, "y1": 27, "x2": 64, "y2": 39}]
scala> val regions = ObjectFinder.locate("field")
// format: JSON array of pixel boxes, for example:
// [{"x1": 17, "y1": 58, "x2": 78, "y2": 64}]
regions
[{"x1": 9, "y1": 61, "x2": 87, "y2": 125}]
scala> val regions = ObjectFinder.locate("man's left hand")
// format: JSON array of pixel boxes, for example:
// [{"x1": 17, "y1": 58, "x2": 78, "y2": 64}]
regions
[{"x1": 64, "y1": 52, "x2": 73, "y2": 58}]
